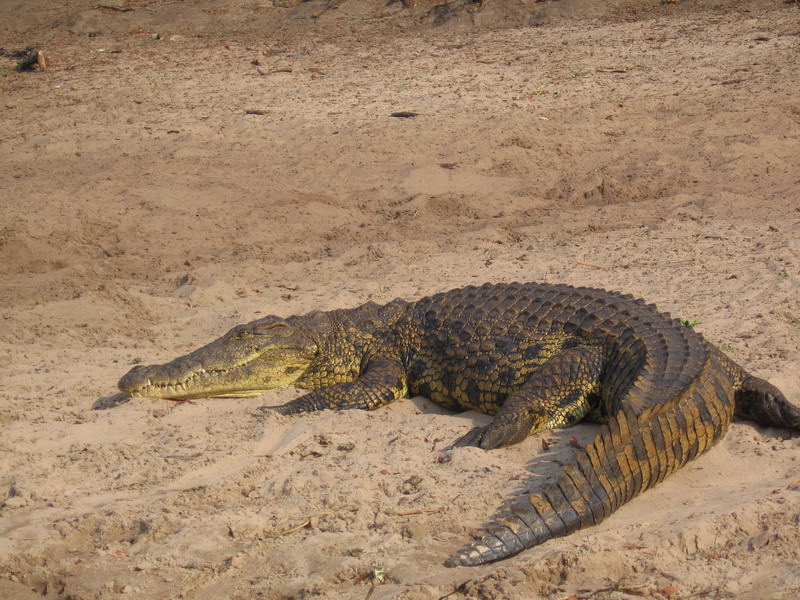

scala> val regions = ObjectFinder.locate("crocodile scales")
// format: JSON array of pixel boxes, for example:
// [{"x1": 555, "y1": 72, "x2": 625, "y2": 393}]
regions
[{"x1": 117, "y1": 282, "x2": 800, "y2": 566}]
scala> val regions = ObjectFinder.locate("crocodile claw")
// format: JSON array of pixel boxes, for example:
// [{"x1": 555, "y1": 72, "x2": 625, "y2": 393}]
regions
[
  {"x1": 449, "y1": 414, "x2": 536, "y2": 450},
  {"x1": 447, "y1": 426, "x2": 488, "y2": 449},
  {"x1": 254, "y1": 405, "x2": 282, "y2": 418}
]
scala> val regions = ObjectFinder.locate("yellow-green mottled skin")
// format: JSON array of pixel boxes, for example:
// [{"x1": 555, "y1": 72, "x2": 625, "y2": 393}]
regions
[{"x1": 118, "y1": 282, "x2": 800, "y2": 566}]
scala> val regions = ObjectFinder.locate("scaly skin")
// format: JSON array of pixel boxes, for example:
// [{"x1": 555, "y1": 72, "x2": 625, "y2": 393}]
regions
[{"x1": 117, "y1": 282, "x2": 800, "y2": 566}]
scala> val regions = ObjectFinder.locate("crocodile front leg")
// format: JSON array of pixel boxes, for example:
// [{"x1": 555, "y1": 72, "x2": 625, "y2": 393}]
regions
[
  {"x1": 450, "y1": 345, "x2": 605, "y2": 449},
  {"x1": 263, "y1": 357, "x2": 408, "y2": 414}
]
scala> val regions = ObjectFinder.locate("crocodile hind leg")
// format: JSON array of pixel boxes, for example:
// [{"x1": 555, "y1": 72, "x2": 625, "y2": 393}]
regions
[
  {"x1": 262, "y1": 357, "x2": 408, "y2": 414},
  {"x1": 450, "y1": 345, "x2": 605, "y2": 449}
]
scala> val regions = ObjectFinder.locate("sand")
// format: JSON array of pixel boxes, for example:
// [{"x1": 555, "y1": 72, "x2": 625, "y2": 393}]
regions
[{"x1": 1, "y1": 0, "x2": 799, "y2": 598}]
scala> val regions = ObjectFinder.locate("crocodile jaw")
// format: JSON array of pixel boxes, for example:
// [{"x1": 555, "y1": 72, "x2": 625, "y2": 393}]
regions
[
  {"x1": 117, "y1": 317, "x2": 317, "y2": 400},
  {"x1": 118, "y1": 356, "x2": 310, "y2": 399}
]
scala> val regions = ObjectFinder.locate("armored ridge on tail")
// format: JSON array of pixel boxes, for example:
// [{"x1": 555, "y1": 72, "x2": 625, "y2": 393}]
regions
[{"x1": 117, "y1": 282, "x2": 800, "y2": 566}]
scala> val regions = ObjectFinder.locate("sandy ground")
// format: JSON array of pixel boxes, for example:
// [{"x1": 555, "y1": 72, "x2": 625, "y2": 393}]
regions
[{"x1": 2, "y1": 0, "x2": 800, "y2": 598}]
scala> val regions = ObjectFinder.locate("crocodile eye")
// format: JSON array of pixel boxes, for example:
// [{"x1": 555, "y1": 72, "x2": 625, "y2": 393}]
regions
[{"x1": 253, "y1": 320, "x2": 289, "y2": 335}]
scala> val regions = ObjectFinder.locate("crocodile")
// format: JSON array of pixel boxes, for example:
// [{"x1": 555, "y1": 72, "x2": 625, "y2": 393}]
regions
[{"x1": 117, "y1": 282, "x2": 799, "y2": 566}]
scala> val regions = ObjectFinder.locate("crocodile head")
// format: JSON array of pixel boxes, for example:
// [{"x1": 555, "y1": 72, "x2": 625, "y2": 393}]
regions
[{"x1": 118, "y1": 315, "x2": 320, "y2": 400}]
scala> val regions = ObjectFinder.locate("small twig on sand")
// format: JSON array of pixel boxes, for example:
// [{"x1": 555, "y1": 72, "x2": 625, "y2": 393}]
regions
[
  {"x1": 266, "y1": 520, "x2": 310, "y2": 537},
  {"x1": 576, "y1": 259, "x2": 609, "y2": 270},
  {"x1": 393, "y1": 508, "x2": 442, "y2": 516},
  {"x1": 264, "y1": 504, "x2": 348, "y2": 537}
]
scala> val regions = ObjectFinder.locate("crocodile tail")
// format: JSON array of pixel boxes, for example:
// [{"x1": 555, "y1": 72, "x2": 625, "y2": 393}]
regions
[
  {"x1": 734, "y1": 375, "x2": 800, "y2": 430},
  {"x1": 446, "y1": 361, "x2": 735, "y2": 567}
]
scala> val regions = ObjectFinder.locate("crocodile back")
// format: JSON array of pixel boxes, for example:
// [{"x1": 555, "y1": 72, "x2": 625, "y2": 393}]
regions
[{"x1": 411, "y1": 282, "x2": 710, "y2": 418}]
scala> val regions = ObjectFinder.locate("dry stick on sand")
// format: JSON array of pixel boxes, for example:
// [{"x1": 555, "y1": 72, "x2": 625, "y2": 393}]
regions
[
  {"x1": 266, "y1": 520, "x2": 310, "y2": 537},
  {"x1": 262, "y1": 504, "x2": 349, "y2": 538},
  {"x1": 575, "y1": 259, "x2": 609, "y2": 270}
]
